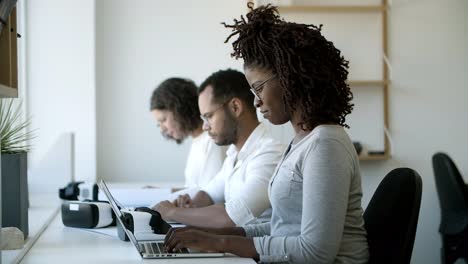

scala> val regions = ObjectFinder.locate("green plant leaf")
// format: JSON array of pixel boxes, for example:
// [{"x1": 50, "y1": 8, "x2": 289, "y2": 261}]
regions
[{"x1": 0, "y1": 99, "x2": 35, "y2": 153}]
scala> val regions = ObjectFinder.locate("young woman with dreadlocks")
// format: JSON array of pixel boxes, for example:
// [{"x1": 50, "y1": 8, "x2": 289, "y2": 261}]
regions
[{"x1": 163, "y1": 4, "x2": 369, "y2": 263}]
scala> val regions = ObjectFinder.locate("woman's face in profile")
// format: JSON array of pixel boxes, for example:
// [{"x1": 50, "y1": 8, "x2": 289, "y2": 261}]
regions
[
  {"x1": 244, "y1": 66, "x2": 289, "y2": 125},
  {"x1": 151, "y1": 109, "x2": 187, "y2": 144}
]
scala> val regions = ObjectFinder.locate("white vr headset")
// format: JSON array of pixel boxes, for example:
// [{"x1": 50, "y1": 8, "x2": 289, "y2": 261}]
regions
[{"x1": 61, "y1": 200, "x2": 116, "y2": 228}]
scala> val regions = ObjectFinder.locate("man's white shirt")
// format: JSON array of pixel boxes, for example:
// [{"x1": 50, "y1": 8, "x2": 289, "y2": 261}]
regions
[
  {"x1": 184, "y1": 131, "x2": 227, "y2": 189},
  {"x1": 203, "y1": 123, "x2": 284, "y2": 226}
]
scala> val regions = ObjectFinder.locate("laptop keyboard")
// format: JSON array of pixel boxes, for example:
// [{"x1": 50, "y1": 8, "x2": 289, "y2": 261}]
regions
[{"x1": 143, "y1": 242, "x2": 189, "y2": 255}]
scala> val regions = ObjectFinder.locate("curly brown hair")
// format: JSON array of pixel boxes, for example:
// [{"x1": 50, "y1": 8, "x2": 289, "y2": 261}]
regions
[
  {"x1": 150, "y1": 78, "x2": 202, "y2": 133},
  {"x1": 223, "y1": 3, "x2": 353, "y2": 129}
]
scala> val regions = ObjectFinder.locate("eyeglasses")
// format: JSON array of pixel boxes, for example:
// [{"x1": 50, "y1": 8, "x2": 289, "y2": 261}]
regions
[
  {"x1": 200, "y1": 100, "x2": 230, "y2": 126},
  {"x1": 250, "y1": 75, "x2": 277, "y2": 101}
]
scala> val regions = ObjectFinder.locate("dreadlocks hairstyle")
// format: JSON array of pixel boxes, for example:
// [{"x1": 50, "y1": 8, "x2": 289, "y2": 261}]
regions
[
  {"x1": 150, "y1": 78, "x2": 202, "y2": 133},
  {"x1": 223, "y1": 3, "x2": 354, "y2": 129}
]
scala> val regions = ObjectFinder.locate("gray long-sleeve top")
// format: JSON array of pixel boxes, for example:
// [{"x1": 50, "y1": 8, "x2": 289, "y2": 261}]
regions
[{"x1": 243, "y1": 125, "x2": 369, "y2": 263}]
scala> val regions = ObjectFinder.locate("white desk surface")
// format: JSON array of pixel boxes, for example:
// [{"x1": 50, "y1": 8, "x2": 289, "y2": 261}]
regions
[
  {"x1": 20, "y1": 213, "x2": 255, "y2": 264},
  {"x1": 17, "y1": 186, "x2": 255, "y2": 264}
]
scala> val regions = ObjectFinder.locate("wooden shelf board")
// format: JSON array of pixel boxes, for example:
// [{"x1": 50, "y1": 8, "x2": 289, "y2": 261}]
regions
[
  {"x1": 348, "y1": 80, "x2": 390, "y2": 86},
  {"x1": 0, "y1": 84, "x2": 18, "y2": 97},
  {"x1": 359, "y1": 154, "x2": 390, "y2": 161},
  {"x1": 277, "y1": 5, "x2": 386, "y2": 13}
]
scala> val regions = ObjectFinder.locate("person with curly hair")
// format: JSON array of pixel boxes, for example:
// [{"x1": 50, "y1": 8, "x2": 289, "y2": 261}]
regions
[
  {"x1": 150, "y1": 78, "x2": 226, "y2": 190},
  {"x1": 162, "y1": 4, "x2": 369, "y2": 264}
]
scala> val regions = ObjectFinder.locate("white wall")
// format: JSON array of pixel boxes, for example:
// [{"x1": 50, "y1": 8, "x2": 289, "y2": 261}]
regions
[
  {"x1": 25, "y1": 0, "x2": 468, "y2": 263},
  {"x1": 95, "y1": 0, "x2": 244, "y2": 182},
  {"x1": 26, "y1": 0, "x2": 96, "y2": 188}
]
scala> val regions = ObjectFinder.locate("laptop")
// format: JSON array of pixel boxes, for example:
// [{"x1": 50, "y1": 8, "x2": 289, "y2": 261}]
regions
[{"x1": 98, "y1": 180, "x2": 225, "y2": 259}]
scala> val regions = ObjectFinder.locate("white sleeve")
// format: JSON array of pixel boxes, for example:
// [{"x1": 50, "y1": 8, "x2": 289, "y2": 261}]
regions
[
  {"x1": 225, "y1": 142, "x2": 283, "y2": 225},
  {"x1": 201, "y1": 164, "x2": 226, "y2": 203}
]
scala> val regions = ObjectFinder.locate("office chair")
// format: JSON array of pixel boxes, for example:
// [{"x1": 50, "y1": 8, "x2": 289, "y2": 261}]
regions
[
  {"x1": 364, "y1": 168, "x2": 422, "y2": 264},
  {"x1": 432, "y1": 152, "x2": 468, "y2": 264}
]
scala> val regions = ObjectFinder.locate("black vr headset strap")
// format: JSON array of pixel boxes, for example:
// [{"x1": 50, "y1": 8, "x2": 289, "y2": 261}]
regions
[
  {"x1": 92, "y1": 184, "x2": 99, "y2": 200},
  {"x1": 59, "y1": 181, "x2": 84, "y2": 200},
  {"x1": 121, "y1": 212, "x2": 135, "y2": 233}
]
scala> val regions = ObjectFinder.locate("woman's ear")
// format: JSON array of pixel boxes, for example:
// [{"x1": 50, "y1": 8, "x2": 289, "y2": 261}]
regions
[{"x1": 229, "y1": 97, "x2": 243, "y2": 117}]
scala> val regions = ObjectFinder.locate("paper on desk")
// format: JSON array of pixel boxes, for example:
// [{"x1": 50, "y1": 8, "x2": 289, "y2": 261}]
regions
[
  {"x1": 147, "y1": 187, "x2": 202, "y2": 208},
  {"x1": 98, "y1": 187, "x2": 173, "y2": 208}
]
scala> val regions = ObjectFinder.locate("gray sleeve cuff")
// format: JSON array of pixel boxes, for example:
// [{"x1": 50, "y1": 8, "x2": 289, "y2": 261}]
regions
[
  {"x1": 242, "y1": 222, "x2": 271, "y2": 238},
  {"x1": 253, "y1": 237, "x2": 290, "y2": 263},
  {"x1": 243, "y1": 225, "x2": 257, "y2": 238}
]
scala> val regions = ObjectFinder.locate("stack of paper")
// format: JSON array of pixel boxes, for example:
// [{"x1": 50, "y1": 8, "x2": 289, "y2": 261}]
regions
[{"x1": 98, "y1": 187, "x2": 173, "y2": 208}]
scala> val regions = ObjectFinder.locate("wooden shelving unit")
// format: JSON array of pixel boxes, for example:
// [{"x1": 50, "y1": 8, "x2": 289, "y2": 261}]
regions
[
  {"x1": 254, "y1": 0, "x2": 391, "y2": 161},
  {"x1": 348, "y1": 80, "x2": 390, "y2": 86},
  {"x1": 0, "y1": 84, "x2": 17, "y2": 97},
  {"x1": 277, "y1": 5, "x2": 386, "y2": 13},
  {"x1": 0, "y1": 7, "x2": 18, "y2": 98},
  {"x1": 358, "y1": 153, "x2": 390, "y2": 161}
]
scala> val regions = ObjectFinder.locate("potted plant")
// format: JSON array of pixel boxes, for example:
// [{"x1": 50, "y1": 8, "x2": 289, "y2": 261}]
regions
[{"x1": 0, "y1": 98, "x2": 34, "y2": 238}]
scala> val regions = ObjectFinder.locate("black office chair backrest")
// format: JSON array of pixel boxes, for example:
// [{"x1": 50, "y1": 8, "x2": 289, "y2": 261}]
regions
[
  {"x1": 364, "y1": 168, "x2": 423, "y2": 264},
  {"x1": 432, "y1": 152, "x2": 468, "y2": 234}
]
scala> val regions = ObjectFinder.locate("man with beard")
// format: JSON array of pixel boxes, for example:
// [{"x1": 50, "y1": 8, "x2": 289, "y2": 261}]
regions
[
  {"x1": 154, "y1": 69, "x2": 284, "y2": 228},
  {"x1": 150, "y1": 78, "x2": 226, "y2": 190}
]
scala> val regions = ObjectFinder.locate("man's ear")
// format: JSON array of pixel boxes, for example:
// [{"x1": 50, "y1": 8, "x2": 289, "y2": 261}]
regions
[{"x1": 228, "y1": 97, "x2": 243, "y2": 118}]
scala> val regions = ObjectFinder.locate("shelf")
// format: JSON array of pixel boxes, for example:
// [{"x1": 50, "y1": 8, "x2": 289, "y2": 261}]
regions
[
  {"x1": 0, "y1": 84, "x2": 18, "y2": 97},
  {"x1": 0, "y1": 7, "x2": 18, "y2": 98},
  {"x1": 348, "y1": 80, "x2": 390, "y2": 86},
  {"x1": 256, "y1": 0, "x2": 392, "y2": 162},
  {"x1": 359, "y1": 153, "x2": 390, "y2": 161},
  {"x1": 277, "y1": 5, "x2": 386, "y2": 13}
]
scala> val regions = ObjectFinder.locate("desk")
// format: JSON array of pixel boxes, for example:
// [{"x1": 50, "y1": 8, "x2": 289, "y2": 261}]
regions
[
  {"x1": 19, "y1": 202, "x2": 255, "y2": 263},
  {"x1": 20, "y1": 213, "x2": 255, "y2": 264}
]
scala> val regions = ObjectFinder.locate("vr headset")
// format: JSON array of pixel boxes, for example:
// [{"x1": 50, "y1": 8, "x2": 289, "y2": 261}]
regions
[
  {"x1": 61, "y1": 200, "x2": 116, "y2": 228},
  {"x1": 117, "y1": 207, "x2": 171, "y2": 241},
  {"x1": 60, "y1": 182, "x2": 170, "y2": 236},
  {"x1": 59, "y1": 181, "x2": 99, "y2": 201}
]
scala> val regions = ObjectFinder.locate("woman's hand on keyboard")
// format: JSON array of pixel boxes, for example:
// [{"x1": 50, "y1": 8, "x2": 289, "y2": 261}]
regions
[{"x1": 164, "y1": 227, "x2": 223, "y2": 253}]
